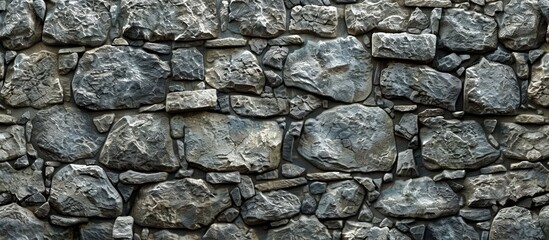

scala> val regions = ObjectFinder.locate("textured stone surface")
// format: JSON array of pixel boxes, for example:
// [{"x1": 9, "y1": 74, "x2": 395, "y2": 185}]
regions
[
  {"x1": 267, "y1": 215, "x2": 331, "y2": 240},
  {"x1": 0, "y1": 51, "x2": 62, "y2": 108},
  {"x1": 121, "y1": 0, "x2": 217, "y2": 41},
  {"x1": 205, "y1": 49, "x2": 265, "y2": 95},
  {"x1": 228, "y1": 0, "x2": 286, "y2": 38},
  {"x1": 0, "y1": 162, "x2": 45, "y2": 200},
  {"x1": 100, "y1": 114, "x2": 179, "y2": 172},
  {"x1": 498, "y1": 0, "x2": 545, "y2": 51},
  {"x1": 132, "y1": 178, "x2": 231, "y2": 229},
  {"x1": 420, "y1": 118, "x2": 500, "y2": 170},
  {"x1": 73, "y1": 46, "x2": 170, "y2": 110},
  {"x1": 32, "y1": 105, "x2": 106, "y2": 162},
  {"x1": 289, "y1": 5, "x2": 338, "y2": 38},
  {"x1": 181, "y1": 112, "x2": 282, "y2": 173},
  {"x1": 230, "y1": 95, "x2": 289, "y2": 117},
  {"x1": 372, "y1": 33, "x2": 436, "y2": 62},
  {"x1": 166, "y1": 90, "x2": 218, "y2": 112},
  {"x1": 50, "y1": 164, "x2": 123, "y2": 217},
  {"x1": 171, "y1": 48, "x2": 204, "y2": 81},
  {"x1": 0, "y1": 125, "x2": 26, "y2": 161},
  {"x1": 0, "y1": 203, "x2": 45, "y2": 239},
  {"x1": 496, "y1": 123, "x2": 549, "y2": 162},
  {"x1": 439, "y1": 8, "x2": 498, "y2": 52},
  {"x1": 380, "y1": 63, "x2": 462, "y2": 110},
  {"x1": 241, "y1": 190, "x2": 301, "y2": 225},
  {"x1": 204, "y1": 223, "x2": 257, "y2": 240},
  {"x1": 43, "y1": 0, "x2": 111, "y2": 46},
  {"x1": 427, "y1": 217, "x2": 479, "y2": 240},
  {"x1": 298, "y1": 104, "x2": 396, "y2": 172},
  {"x1": 530, "y1": 53, "x2": 549, "y2": 107},
  {"x1": 489, "y1": 206, "x2": 544, "y2": 240},
  {"x1": 404, "y1": 0, "x2": 451, "y2": 7},
  {"x1": 284, "y1": 36, "x2": 372, "y2": 103},
  {"x1": 316, "y1": 180, "x2": 365, "y2": 219},
  {"x1": 345, "y1": 0, "x2": 410, "y2": 35},
  {"x1": 374, "y1": 177, "x2": 460, "y2": 219},
  {"x1": 0, "y1": 0, "x2": 42, "y2": 50}
]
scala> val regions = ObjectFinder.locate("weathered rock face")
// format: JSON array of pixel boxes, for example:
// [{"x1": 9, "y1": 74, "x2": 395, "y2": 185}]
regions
[
  {"x1": 0, "y1": 203, "x2": 45, "y2": 239},
  {"x1": 298, "y1": 104, "x2": 396, "y2": 173},
  {"x1": 43, "y1": 0, "x2": 111, "y2": 46},
  {"x1": 497, "y1": 123, "x2": 549, "y2": 162},
  {"x1": 180, "y1": 112, "x2": 282, "y2": 173},
  {"x1": 380, "y1": 63, "x2": 462, "y2": 110},
  {"x1": 0, "y1": 0, "x2": 42, "y2": 50},
  {"x1": 427, "y1": 217, "x2": 479, "y2": 240},
  {"x1": 498, "y1": 0, "x2": 545, "y2": 51},
  {"x1": 50, "y1": 164, "x2": 123, "y2": 217},
  {"x1": 439, "y1": 8, "x2": 498, "y2": 52},
  {"x1": 241, "y1": 190, "x2": 301, "y2": 225},
  {"x1": 316, "y1": 180, "x2": 365, "y2": 219},
  {"x1": 132, "y1": 178, "x2": 231, "y2": 229},
  {"x1": 73, "y1": 46, "x2": 170, "y2": 110},
  {"x1": 121, "y1": 0, "x2": 218, "y2": 41},
  {"x1": 204, "y1": 223, "x2": 257, "y2": 240},
  {"x1": 420, "y1": 118, "x2": 500, "y2": 170},
  {"x1": 31, "y1": 105, "x2": 106, "y2": 162},
  {"x1": 0, "y1": 162, "x2": 45, "y2": 200},
  {"x1": 530, "y1": 53, "x2": 549, "y2": 107},
  {"x1": 171, "y1": 48, "x2": 204, "y2": 81},
  {"x1": 0, "y1": 125, "x2": 26, "y2": 162},
  {"x1": 0, "y1": 51, "x2": 63, "y2": 108},
  {"x1": 372, "y1": 33, "x2": 436, "y2": 62},
  {"x1": 464, "y1": 59, "x2": 520, "y2": 115},
  {"x1": 267, "y1": 215, "x2": 331, "y2": 240},
  {"x1": 374, "y1": 177, "x2": 460, "y2": 219},
  {"x1": 289, "y1": 5, "x2": 338, "y2": 38},
  {"x1": 99, "y1": 114, "x2": 179, "y2": 172},
  {"x1": 205, "y1": 49, "x2": 265, "y2": 95},
  {"x1": 230, "y1": 95, "x2": 289, "y2": 117},
  {"x1": 345, "y1": 0, "x2": 410, "y2": 35},
  {"x1": 228, "y1": 0, "x2": 286, "y2": 38},
  {"x1": 284, "y1": 36, "x2": 373, "y2": 103},
  {"x1": 489, "y1": 206, "x2": 544, "y2": 240}
]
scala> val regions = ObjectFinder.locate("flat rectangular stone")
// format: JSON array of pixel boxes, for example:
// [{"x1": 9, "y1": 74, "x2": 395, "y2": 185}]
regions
[
  {"x1": 306, "y1": 172, "x2": 353, "y2": 181},
  {"x1": 372, "y1": 33, "x2": 436, "y2": 62},
  {"x1": 204, "y1": 38, "x2": 247, "y2": 48},
  {"x1": 255, "y1": 177, "x2": 307, "y2": 192},
  {"x1": 404, "y1": 0, "x2": 452, "y2": 7},
  {"x1": 166, "y1": 89, "x2": 217, "y2": 112},
  {"x1": 206, "y1": 171, "x2": 241, "y2": 184}
]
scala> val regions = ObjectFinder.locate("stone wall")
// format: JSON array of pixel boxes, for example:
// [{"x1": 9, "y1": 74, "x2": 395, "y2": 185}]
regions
[{"x1": 0, "y1": 0, "x2": 548, "y2": 239}]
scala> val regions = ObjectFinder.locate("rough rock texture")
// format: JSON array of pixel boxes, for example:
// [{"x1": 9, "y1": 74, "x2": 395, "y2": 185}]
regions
[
  {"x1": 420, "y1": 118, "x2": 500, "y2": 170},
  {"x1": 43, "y1": 0, "x2": 111, "y2": 46},
  {"x1": 496, "y1": 123, "x2": 549, "y2": 162},
  {"x1": 0, "y1": 203, "x2": 45, "y2": 239},
  {"x1": 345, "y1": 0, "x2": 410, "y2": 35},
  {"x1": 298, "y1": 104, "x2": 396, "y2": 172},
  {"x1": 132, "y1": 178, "x2": 231, "y2": 229},
  {"x1": 0, "y1": 125, "x2": 26, "y2": 161},
  {"x1": 171, "y1": 48, "x2": 204, "y2": 81},
  {"x1": 464, "y1": 58, "x2": 520, "y2": 115},
  {"x1": 284, "y1": 36, "x2": 373, "y2": 103},
  {"x1": 166, "y1": 90, "x2": 218, "y2": 112},
  {"x1": 181, "y1": 112, "x2": 282, "y2": 173},
  {"x1": 372, "y1": 33, "x2": 436, "y2": 62},
  {"x1": 427, "y1": 217, "x2": 479, "y2": 240},
  {"x1": 267, "y1": 215, "x2": 331, "y2": 240},
  {"x1": 0, "y1": 162, "x2": 45, "y2": 200},
  {"x1": 204, "y1": 223, "x2": 257, "y2": 240},
  {"x1": 530, "y1": 53, "x2": 549, "y2": 107},
  {"x1": 289, "y1": 5, "x2": 338, "y2": 38},
  {"x1": 498, "y1": 0, "x2": 545, "y2": 51},
  {"x1": 439, "y1": 8, "x2": 498, "y2": 52},
  {"x1": 380, "y1": 63, "x2": 462, "y2": 110},
  {"x1": 0, "y1": 0, "x2": 43, "y2": 50},
  {"x1": 240, "y1": 190, "x2": 301, "y2": 225},
  {"x1": 205, "y1": 49, "x2": 265, "y2": 95},
  {"x1": 73, "y1": 46, "x2": 170, "y2": 110},
  {"x1": 31, "y1": 105, "x2": 106, "y2": 162},
  {"x1": 50, "y1": 164, "x2": 123, "y2": 217},
  {"x1": 99, "y1": 114, "x2": 179, "y2": 172},
  {"x1": 316, "y1": 180, "x2": 365, "y2": 219},
  {"x1": 121, "y1": 0, "x2": 218, "y2": 41},
  {"x1": 374, "y1": 177, "x2": 460, "y2": 219},
  {"x1": 231, "y1": 95, "x2": 289, "y2": 117},
  {"x1": 489, "y1": 206, "x2": 544, "y2": 240},
  {"x1": 228, "y1": 0, "x2": 286, "y2": 38},
  {"x1": 0, "y1": 51, "x2": 63, "y2": 108}
]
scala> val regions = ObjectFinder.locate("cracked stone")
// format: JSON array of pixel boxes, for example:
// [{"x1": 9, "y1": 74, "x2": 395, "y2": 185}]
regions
[
  {"x1": 171, "y1": 48, "x2": 204, "y2": 81},
  {"x1": 530, "y1": 53, "x2": 549, "y2": 107},
  {"x1": 372, "y1": 32, "x2": 436, "y2": 62},
  {"x1": 205, "y1": 49, "x2": 265, "y2": 95},
  {"x1": 0, "y1": 0, "x2": 43, "y2": 50},
  {"x1": 439, "y1": 8, "x2": 497, "y2": 52},
  {"x1": 0, "y1": 125, "x2": 25, "y2": 162},
  {"x1": 489, "y1": 206, "x2": 544, "y2": 240},
  {"x1": 228, "y1": 0, "x2": 286, "y2": 38},
  {"x1": 289, "y1": 5, "x2": 338, "y2": 38},
  {"x1": 230, "y1": 95, "x2": 289, "y2": 117},
  {"x1": 241, "y1": 190, "x2": 300, "y2": 225},
  {"x1": 0, "y1": 162, "x2": 45, "y2": 201},
  {"x1": 316, "y1": 180, "x2": 365, "y2": 219},
  {"x1": 345, "y1": 0, "x2": 410, "y2": 35},
  {"x1": 496, "y1": 123, "x2": 549, "y2": 162}
]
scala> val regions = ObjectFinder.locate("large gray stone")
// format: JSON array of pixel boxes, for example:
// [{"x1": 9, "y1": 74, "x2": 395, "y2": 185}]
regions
[
  {"x1": 132, "y1": 178, "x2": 231, "y2": 229},
  {"x1": 267, "y1": 215, "x2": 331, "y2": 240},
  {"x1": 121, "y1": 0, "x2": 217, "y2": 41},
  {"x1": 0, "y1": 125, "x2": 25, "y2": 162},
  {"x1": 50, "y1": 164, "x2": 123, "y2": 218},
  {"x1": 498, "y1": 0, "x2": 545, "y2": 51},
  {"x1": 316, "y1": 180, "x2": 365, "y2": 219},
  {"x1": 345, "y1": 0, "x2": 410, "y2": 35},
  {"x1": 99, "y1": 114, "x2": 179, "y2": 172},
  {"x1": 439, "y1": 8, "x2": 497, "y2": 52},
  {"x1": 421, "y1": 118, "x2": 500, "y2": 170},
  {"x1": 372, "y1": 33, "x2": 436, "y2": 62},
  {"x1": 380, "y1": 63, "x2": 462, "y2": 111},
  {"x1": 0, "y1": 203, "x2": 45, "y2": 239},
  {"x1": 0, "y1": 51, "x2": 63, "y2": 108},
  {"x1": 284, "y1": 36, "x2": 373, "y2": 103},
  {"x1": 43, "y1": 0, "x2": 111, "y2": 46},
  {"x1": 0, "y1": 0, "x2": 42, "y2": 50},
  {"x1": 203, "y1": 223, "x2": 257, "y2": 240},
  {"x1": 496, "y1": 123, "x2": 549, "y2": 162},
  {"x1": 180, "y1": 112, "x2": 282, "y2": 173},
  {"x1": 205, "y1": 49, "x2": 265, "y2": 95},
  {"x1": 374, "y1": 177, "x2": 460, "y2": 219},
  {"x1": 166, "y1": 90, "x2": 218, "y2": 112},
  {"x1": 171, "y1": 48, "x2": 204, "y2": 81},
  {"x1": 73, "y1": 46, "x2": 170, "y2": 110},
  {"x1": 228, "y1": 0, "x2": 286, "y2": 38},
  {"x1": 0, "y1": 162, "x2": 45, "y2": 201},
  {"x1": 289, "y1": 5, "x2": 338, "y2": 38},
  {"x1": 427, "y1": 217, "x2": 479, "y2": 240},
  {"x1": 298, "y1": 104, "x2": 396, "y2": 172},
  {"x1": 489, "y1": 206, "x2": 544, "y2": 240},
  {"x1": 31, "y1": 105, "x2": 106, "y2": 162},
  {"x1": 530, "y1": 53, "x2": 549, "y2": 107},
  {"x1": 241, "y1": 190, "x2": 300, "y2": 225},
  {"x1": 464, "y1": 58, "x2": 520, "y2": 115},
  {"x1": 79, "y1": 221, "x2": 114, "y2": 240}
]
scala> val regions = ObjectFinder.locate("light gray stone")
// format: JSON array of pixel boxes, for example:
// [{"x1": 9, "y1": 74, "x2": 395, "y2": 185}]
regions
[
  {"x1": 404, "y1": 0, "x2": 451, "y2": 7},
  {"x1": 289, "y1": 5, "x2": 338, "y2": 38},
  {"x1": 58, "y1": 52, "x2": 78, "y2": 75},
  {"x1": 0, "y1": 51, "x2": 63, "y2": 108},
  {"x1": 289, "y1": 94, "x2": 322, "y2": 119},
  {"x1": 434, "y1": 53, "x2": 462, "y2": 72},
  {"x1": 284, "y1": 36, "x2": 372, "y2": 103},
  {"x1": 113, "y1": 216, "x2": 133, "y2": 239},
  {"x1": 50, "y1": 164, "x2": 123, "y2": 217},
  {"x1": 459, "y1": 209, "x2": 492, "y2": 222},
  {"x1": 298, "y1": 104, "x2": 396, "y2": 172},
  {"x1": 121, "y1": 0, "x2": 217, "y2": 41},
  {"x1": 345, "y1": 0, "x2": 410, "y2": 35},
  {"x1": 241, "y1": 190, "x2": 300, "y2": 225},
  {"x1": 489, "y1": 206, "x2": 544, "y2": 240},
  {"x1": 439, "y1": 8, "x2": 497, "y2": 52},
  {"x1": 206, "y1": 172, "x2": 241, "y2": 184},
  {"x1": 396, "y1": 149, "x2": 418, "y2": 177},
  {"x1": 498, "y1": 0, "x2": 545, "y2": 51},
  {"x1": 0, "y1": 0, "x2": 42, "y2": 50},
  {"x1": 530, "y1": 53, "x2": 549, "y2": 107},
  {"x1": 92, "y1": 113, "x2": 115, "y2": 133},
  {"x1": 100, "y1": 114, "x2": 179, "y2": 172},
  {"x1": 205, "y1": 49, "x2": 264, "y2": 95},
  {"x1": 171, "y1": 48, "x2": 204, "y2": 81},
  {"x1": 119, "y1": 170, "x2": 169, "y2": 185},
  {"x1": 372, "y1": 33, "x2": 436, "y2": 62},
  {"x1": 374, "y1": 177, "x2": 460, "y2": 219},
  {"x1": 73, "y1": 46, "x2": 170, "y2": 110},
  {"x1": 427, "y1": 217, "x2": 479, "y2": 240},
  {"x1": 230, "y1": 95, "x2": 289, "y2": 117},
  {"x1": 0, "y1": 203, "x2": 44, "y2": 239},
  {"x1": 204, "y1": 223, "x2": 257, "y2": 240},
  {"x1": 0, "y1": 162, "x2": 45, "y2": 201},
  {"x1": 395, "y1": 113, "x2": 418, "y2": 140},
  {"x1": 79, "y1": 221, "x2": 114, "y2": 240},
  {"x1": 380, "y1": 63, "x2": 462, "y2": 110},
  {"x1": 262, "y1": 46, "x2": 288, "y2": 70},
  {"x1": 267, "y1": 215, "x2": 331, "y2": 240},
  {"x1": 228, "y1": 0, "x2": 286, "y2": 38},
  {"x1": 316, "y1": 180, "x2": 365, "y2": 219},
  {"x1": 204, "y1": 38, "x2": 247, "y2": 48},
  {"x1": 496, "y1": 123, "x2": 549, "y2": 162},
  {"x1": 281, "y1": 163, "x2": 305, "y2": 178},
  {"x1": 50, "y1": 215, "x2": 88, "y2": 227},
  {"x1": 255, "y1": 177, "x2": 307, "y2": 192},
  {"x1": 268, "y1": 35, "x2": 304, "y2": 46},
  {"x1": 0, "y1": 125, "x2": 25, "y2": 162},
  {"x1": 166, "y1": 90, "x2": 217, "y2": 112}
]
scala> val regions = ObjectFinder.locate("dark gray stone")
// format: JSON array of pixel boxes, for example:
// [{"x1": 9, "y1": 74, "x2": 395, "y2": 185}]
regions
[
  {"x1": 58, "y1": 52, "x2": 78, "y2": 75},
  {"x1": 489, "y1": 206, "x2": 544, "y2": 240},
  {"x1": 205, "y1": 49, "x2": 265, "y2": 95},
  {"x1": 316, "y1": 180, "x2": 365, "y2": 219},
  {"x1": 439, "y1": 8, "x2": 497, "y2": 52},
  {"x1": 203, "y1": 223, "x2": 257, "y2": 240},
  {"x1": 171, "y1": 48, "x2": 204, "y2": 81},
  {"x1": 0, "y1": 0, "x2": 43, "y2": 50},
  {"x1": 372, "y1": 32, "x2": 436, "y2": 62},
  {"x1": 0, "y1": 125, "x2": 25, "y2": 162},
  {"x1": 166, "y1": 90, "x2": 218, "y2": 112},
  {"x1": 498, "y1": 0, "x2": 545, "y2": 51},
  {"x1": 241, "y1": 190, "x2": 301, "y2": 225},
  {"x1": 427, "y1": 217, "x2": 479, "y2": 240},
  {"x1": 112, "y1": 216, "x2": 133, "y2": 239},
  {"x1": 345, "y1": 0, "x2": 410, "y2": 34},
  {"x1": 289, "y1": 5, "x2": 338, "y2": 38},
  {"x1": 496, "y1": 123, "x2": 549, "y2": 162},
  {"x1": 228, "y1": 0, "x2": 286, "y2": 38},
  {"x1": 530, "y1": 53, "x2": 549, "y2": 107},
  {"x1": 262, "y1": 46, "x2": 288, "y2": 70},
  {"x1": 0, "y1": 162, "x2": 45, "y2": 201},
  {"x1": 0, "y1": 203, "x2": 44, "y2": 239},
  {"x1": 230, "y1": 95, "x2": 289, "y2": 117},
  {"x1": 79, "y1": 221, "x2": 114, "y2": 240},
  {"x1": 119, "y1": 170, "x2": 169, "y2": 185},
  {"x1": 267, "y1": 215, "x2": 331, "y2": 240}
]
